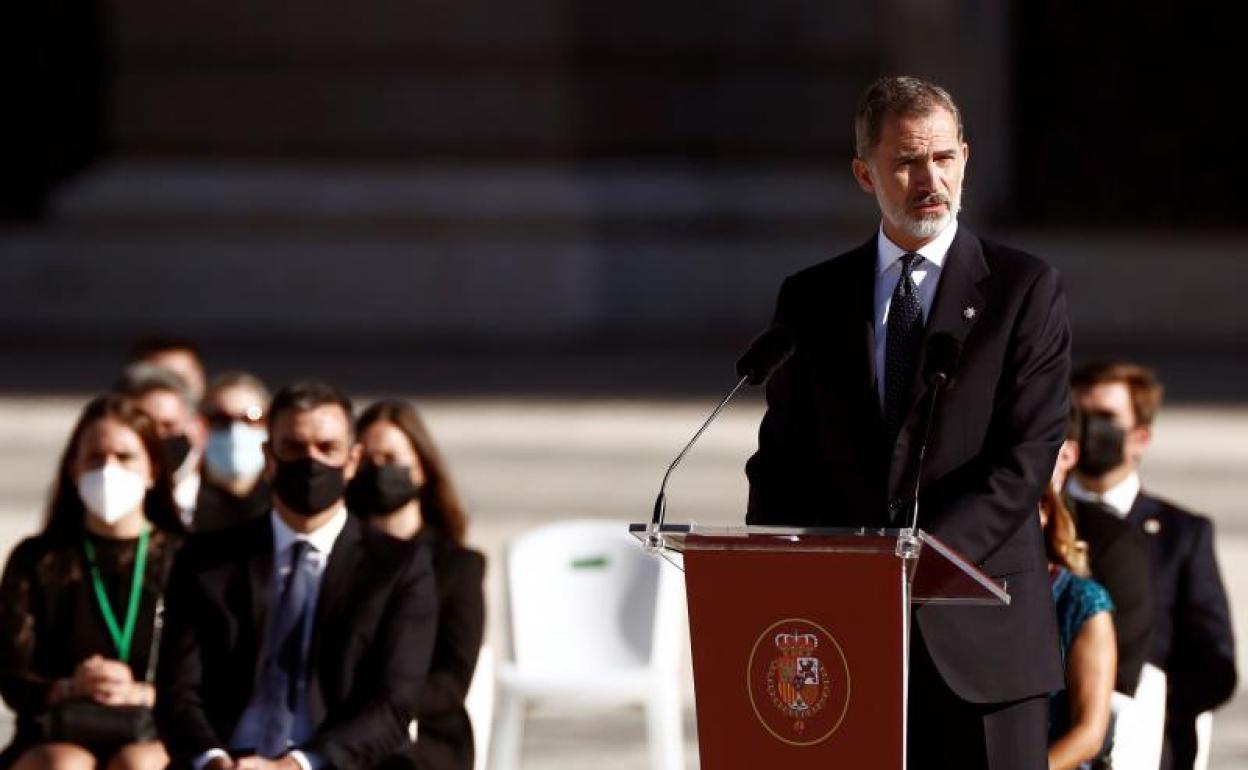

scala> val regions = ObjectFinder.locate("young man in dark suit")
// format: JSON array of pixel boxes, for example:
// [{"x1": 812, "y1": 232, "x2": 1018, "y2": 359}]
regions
[
  {"x1": 746, "y1": 75, "x2": 1070, "y2": 770},
  {"x1": 1069, "y1": 362, "x2": 1238, "y2": 770},
  {"x1": 156, "y1": 381, "x2": 439, "y2": 770},
  {"x1": 1053, "y1": 408, "x2": 1154, "y2": 697}
]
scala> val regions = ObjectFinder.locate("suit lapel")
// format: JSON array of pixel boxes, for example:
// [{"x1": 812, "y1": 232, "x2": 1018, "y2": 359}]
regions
[
  {"x1": 887, "y1": 227, "x2": 989, "y2": 497},
  {"x1": 838, "y1": 237, "x2": 883, "y2": 426},
  {"x1": 1126, "y1": 491, "x2": 1162, "y2": 528},
  {"x1": 246, "y1": 518, "x2": 276, "y2": 687},
  {"x1": 307, "y1": 515, "x2": 364, "y2": 721},
  {"x1": 909, "y1": 226, "x2": 987, "y2": 413}
]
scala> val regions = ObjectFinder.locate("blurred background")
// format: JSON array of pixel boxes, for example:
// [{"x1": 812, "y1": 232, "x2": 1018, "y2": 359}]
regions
[{"x1": 1, "y1": 1, "x2": 1245, "y2": 767}]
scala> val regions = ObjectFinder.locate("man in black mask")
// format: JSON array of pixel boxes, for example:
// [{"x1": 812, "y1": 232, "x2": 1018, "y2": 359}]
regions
[
  {"x1": 116, "y1": 362, "x2": 207, "y2": 528},
  {"x1": 1069, "y1": 362, "x2": 1237, "y2": 770},
  {"x1": 157, "y1": 380, "x2": 438, "y2": 770}
]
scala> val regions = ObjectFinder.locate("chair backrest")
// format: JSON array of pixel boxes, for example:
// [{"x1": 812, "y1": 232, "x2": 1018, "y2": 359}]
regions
[
  {"x1": 504, "y1": 519, "x2": 683, "y2": 674},
  {"x1": 465, "y1": 644, "x2": 495, "y2": 770},
  {"x1": 1109, "y1": 662, "x2": 1167, "y2": 770}
]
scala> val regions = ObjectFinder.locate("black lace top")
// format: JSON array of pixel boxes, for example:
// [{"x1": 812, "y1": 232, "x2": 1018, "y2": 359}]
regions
[{"x1": 0, "y1": 528, "x2": 181, "y2": 721}]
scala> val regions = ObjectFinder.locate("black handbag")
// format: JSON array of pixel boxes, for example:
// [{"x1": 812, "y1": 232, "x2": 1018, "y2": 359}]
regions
[
  {"x1": 38, "y1": 700, "x2": 157, "y2": 744},
  {"x1": 37, "y1": 592, "x2": 166, "y2": 745}
]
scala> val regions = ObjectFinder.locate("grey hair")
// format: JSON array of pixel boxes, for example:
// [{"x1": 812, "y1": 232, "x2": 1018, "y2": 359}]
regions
[
  {"x1": 205, "y1": 370, "x2": 271, "y2": 407},
  {"x1": 114, "y1": 362, "x2": 195, "y2": 412},
  {"x1": 854, "y1": 76, "x2": 963, "y2": 159}
]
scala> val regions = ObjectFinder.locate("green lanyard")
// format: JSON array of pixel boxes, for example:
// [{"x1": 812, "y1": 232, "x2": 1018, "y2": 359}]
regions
[{"x1": 82, "y1": 527, "x2": 150, "y2": 664}]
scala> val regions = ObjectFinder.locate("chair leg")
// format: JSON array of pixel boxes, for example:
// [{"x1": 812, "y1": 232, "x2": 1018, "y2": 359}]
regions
[
  {"x1": 645, "y1": 690, "x2": 685, "y2": 770},
  {"x1": 488, "y1": 691, "x2": 525, "y2": 770}
]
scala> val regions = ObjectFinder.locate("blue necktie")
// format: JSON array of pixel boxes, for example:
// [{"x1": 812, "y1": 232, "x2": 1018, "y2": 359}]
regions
[{"x1": 257, "y1": 540, "x2": 313, "y2": 757}]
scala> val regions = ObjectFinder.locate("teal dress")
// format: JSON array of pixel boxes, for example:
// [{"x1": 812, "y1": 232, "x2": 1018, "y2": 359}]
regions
[{"x1": 1049, "y1": 566, "x2": 1115, "y2": 767}]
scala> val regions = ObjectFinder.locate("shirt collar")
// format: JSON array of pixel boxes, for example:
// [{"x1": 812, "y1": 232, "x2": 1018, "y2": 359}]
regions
[
  {"x1": 270, "y1": 506, "x2": 349, "y2": 557},
  {"x1": 1066, "y1": 472, "x2": 1141, "y2": 517},
  {"x1": 876, "y1": 218, "x2": 958, "y2": 275}
]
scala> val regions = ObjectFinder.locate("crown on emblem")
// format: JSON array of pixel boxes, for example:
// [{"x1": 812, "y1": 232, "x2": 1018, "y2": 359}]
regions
[{"x1": 774, "y1": 632, "x2": 819, "y2": 655}]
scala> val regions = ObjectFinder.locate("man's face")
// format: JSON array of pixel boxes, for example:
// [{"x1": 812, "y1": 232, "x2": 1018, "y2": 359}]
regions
[
  {"x1": 265, "y1": 404, "x2": 359, "y2": 480},
  {"x1": 136, "y1": 388, "x2": 206, "y2": 450},
  {"x1": 852, "y1": 107, "x2": 968, "y2": 247},
  {"x1": 1074, "y1": 382, "x2": 1152, "y2": 471}
]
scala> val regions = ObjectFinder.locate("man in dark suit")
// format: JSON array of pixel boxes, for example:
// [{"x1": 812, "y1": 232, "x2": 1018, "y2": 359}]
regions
[
  {"x1": 746, "y1": 75, "x2": 1069, "y2": 769},
  {"x1": 1053, "y1": 408, "x2": 1154, "y2": 696},
  {"x1": 1068, "y1": 362, "x2": 1237, "y2": 770},
  {"x1": 157, "y1": 380, "x2": 439, "y2": 770}
]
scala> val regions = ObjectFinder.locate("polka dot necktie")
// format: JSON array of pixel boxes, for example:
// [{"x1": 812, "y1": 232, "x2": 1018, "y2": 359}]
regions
[{"x1": 884, "y1": 252, "x2": 925, "y2": 449}]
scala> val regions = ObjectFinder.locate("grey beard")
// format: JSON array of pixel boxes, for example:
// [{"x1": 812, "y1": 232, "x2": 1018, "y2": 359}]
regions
[{"x1": 884, "y1": 193, "x2": 962, "y2": 241}]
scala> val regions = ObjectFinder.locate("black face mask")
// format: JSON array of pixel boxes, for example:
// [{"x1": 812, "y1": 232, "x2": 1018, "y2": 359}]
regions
[
  {"x1": 272, "y1": 457, "x2": 347, "y2": 516},
  {"x1": 346, "y1": 463, "x2": 422, "y2": 517},
  {"x1": 161, "y1": 434, "x2": 193, "y2": 473},
  {"x1": 1077, "y1": 412, "x2": 1127, "y2": 478}
]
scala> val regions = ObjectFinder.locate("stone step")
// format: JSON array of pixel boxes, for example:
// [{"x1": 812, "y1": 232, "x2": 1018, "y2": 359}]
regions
[{"x1": 51, "y1": 160, "x2": 870, "y2": 231}]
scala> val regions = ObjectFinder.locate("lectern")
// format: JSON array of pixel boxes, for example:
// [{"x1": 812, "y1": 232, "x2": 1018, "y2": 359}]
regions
[{"x1": 629, "y1": 524, "x2": 1009, "y2": 769}]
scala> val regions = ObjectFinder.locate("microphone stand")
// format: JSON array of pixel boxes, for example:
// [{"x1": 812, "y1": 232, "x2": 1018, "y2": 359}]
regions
[
  {"x1": 897, "y1": 371, "x2": 950, "y2": 558},
  {"x1": 645, "y1": 374, "x2": 749, "y2": 551}
]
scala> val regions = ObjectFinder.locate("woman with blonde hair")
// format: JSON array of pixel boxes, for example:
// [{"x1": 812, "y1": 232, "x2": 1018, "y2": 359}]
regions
[{"x1": 1041, "y1": 486, "x2": 1116, "y2": 770}]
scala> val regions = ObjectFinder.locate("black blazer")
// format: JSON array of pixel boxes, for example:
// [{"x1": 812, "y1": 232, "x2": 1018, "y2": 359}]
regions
[
  {"x1": 0, "y1": 529, "x2": 180, "y2": 766},
  {"x1": 1070, "y1": 499, "x2": 1154, "y2": 695},
  {"x1": 1126, "y1": 492, "x2": 1237, "y2": 770},
  {"x1": 386, "y1": 532, "x2": 485, "y2": 770},
  {"x1": 746, "y1": 227, "x2": 1069, "y2": 703},
  {"x1": 156, "y1": 514, "x2": 439, "y2": 770}
]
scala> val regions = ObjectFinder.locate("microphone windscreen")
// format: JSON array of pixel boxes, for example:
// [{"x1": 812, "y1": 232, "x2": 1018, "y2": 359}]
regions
[
  {"x1": 925, "y1": 332, "x2": 962, "y2": 385},
  {"x1": 736, "y1": 326, "x2": 795, "y2": 385}
]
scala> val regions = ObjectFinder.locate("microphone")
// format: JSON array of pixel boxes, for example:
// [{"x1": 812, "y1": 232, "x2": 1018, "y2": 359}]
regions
[
  {"x1": 924, "y1": 331, "x2": 961, "y2": 388},
  {"x1": 906, "y1": 332, "x2": 962, "y2": 533},
  {"x1": 646, "y1": 326, "x2": 795, "y2": 549},
  {"x1": 736, "y1": 325, "x2": 796, "y2": 385}
]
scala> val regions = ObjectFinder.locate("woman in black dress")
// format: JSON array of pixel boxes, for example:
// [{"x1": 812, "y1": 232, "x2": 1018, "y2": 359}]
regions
[
  {"x1": 346, "y1": 400, "x2": 486, "y2": 770},
  {"x1": 0, "y1": 395, "x2": 184, "y2": 770}
]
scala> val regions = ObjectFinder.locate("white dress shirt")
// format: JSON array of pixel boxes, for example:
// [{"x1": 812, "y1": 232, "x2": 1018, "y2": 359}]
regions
[
  {"x1": 1067, "y1": 471, "x2": 1142, "y2": 517},
  {"x1": 174, "y1": 471, "x2": 202, "y2": 528},
  {"x1": 873, "y1": 219, "x2": 959, "y2": 404},
  {"x1": 195, "y1": 508, "x2": 348, "y2": 770}
]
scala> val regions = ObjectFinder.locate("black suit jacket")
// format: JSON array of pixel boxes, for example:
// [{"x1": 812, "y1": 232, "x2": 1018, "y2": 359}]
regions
[
  {"x1": 1070, "y1": 498, "x2": 1154, "y2": 695},
  {"x1": 1127, "y1": 491, "x2": 1237, "y2": 770},
  {"x1": 746, "y1": 226, "x2": 1068, "y2": 703},
  {"x1": 156, "y1": 514, "x2": 439, "y2": 770},
  {"x1": 385, "y1": 532, "x2": 486, "y2": 770}
]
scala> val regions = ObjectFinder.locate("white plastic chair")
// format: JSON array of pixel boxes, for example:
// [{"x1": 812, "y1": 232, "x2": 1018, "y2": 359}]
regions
[
  {"x1": 487, "y1": 519, "x2": 686, "y2": 770},
  {"x1": 1109, "y1": 662, "x2": 1167, "y2": 770},
  {"x1": 466, "y1": 644, "x2": 496, "y2": 770},
  {"x1": 1193, "y1": 710, "x2": 1213, "y2": 770}
]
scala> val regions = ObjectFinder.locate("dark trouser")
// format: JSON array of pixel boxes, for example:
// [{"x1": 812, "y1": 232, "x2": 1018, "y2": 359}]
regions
[{"x1": 907, "y1": 632, "x2": 1049, "y2": 770}]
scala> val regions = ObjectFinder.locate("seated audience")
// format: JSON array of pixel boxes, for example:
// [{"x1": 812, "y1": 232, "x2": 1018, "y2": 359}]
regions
[
  {"x1": 155, "y1": 381, "x2": 438, "y2": 770},
  {"x1": 0, "y1": 395, "x2": 184, "y2": 770},
  {"x1": 1070, "y1": 362, "x2": 1237, "y2": 770}
]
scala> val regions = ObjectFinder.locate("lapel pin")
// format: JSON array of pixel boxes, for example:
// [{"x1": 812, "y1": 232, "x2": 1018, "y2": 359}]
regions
[
  {"x1": 962, "y1": 305, "x2": 977, "y2": 321},
  {"x1": 1144, "y1": 518, "x2": 1161, "y2": 535}
]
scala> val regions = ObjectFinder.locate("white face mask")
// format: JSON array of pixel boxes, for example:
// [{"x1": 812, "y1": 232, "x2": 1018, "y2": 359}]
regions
[
  {"x1": 77, "y1": 463, "x2": 149, "y2": 525},
  {"x1": 204, "y1": 423, "x2": 268, "y2": 482}
]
